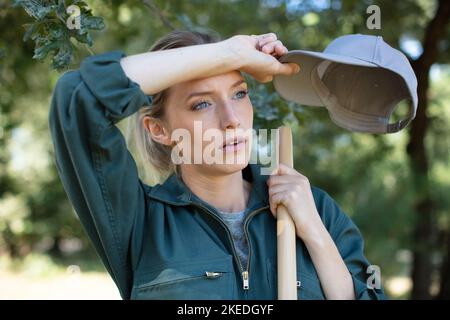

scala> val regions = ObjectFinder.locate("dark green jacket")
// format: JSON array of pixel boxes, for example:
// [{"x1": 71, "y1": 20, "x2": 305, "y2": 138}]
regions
[{"x1": 48, "y1": 50, "x2": 387, "y2": 300}]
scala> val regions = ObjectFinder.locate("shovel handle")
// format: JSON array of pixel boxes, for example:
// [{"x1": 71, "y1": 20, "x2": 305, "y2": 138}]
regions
[{"x1": 276, "y1": 126, "x2": 297, "y2": 300}]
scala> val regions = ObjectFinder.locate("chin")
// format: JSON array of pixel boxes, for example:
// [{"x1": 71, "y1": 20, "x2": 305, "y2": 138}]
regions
[
  {"x1": 202, "y1": 159, "x2": 249, "y2": 177},
  {"x1": 217, "y1": 161, "x2": 249, "y2": 174}
]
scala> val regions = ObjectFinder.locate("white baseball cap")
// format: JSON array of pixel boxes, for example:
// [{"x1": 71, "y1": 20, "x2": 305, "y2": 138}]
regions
[{"x1": 273, "y1": 34, "x2": 418, "y2": 133}]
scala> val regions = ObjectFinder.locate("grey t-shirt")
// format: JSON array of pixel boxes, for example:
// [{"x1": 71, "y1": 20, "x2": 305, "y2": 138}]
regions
[{"x1": 217, "y1": 208, "x2": 249, "y2": 268}]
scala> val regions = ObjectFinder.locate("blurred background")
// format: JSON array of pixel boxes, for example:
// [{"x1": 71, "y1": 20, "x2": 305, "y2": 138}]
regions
[{"x1": 1, "y1": 0, "x2": 449, "y2": 300}]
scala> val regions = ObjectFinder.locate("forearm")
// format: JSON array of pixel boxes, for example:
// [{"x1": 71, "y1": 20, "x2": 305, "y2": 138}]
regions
[
  {"x1": 302, "y1": 225, "x2": 356, "y2": 300},
  {"x1": 119, "y1": 42, "x2": 241, "y2": 95}
]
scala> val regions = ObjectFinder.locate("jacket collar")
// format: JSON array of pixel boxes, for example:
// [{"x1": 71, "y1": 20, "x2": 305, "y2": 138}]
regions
[{"x1": 146, "y1": 163, "x2": 270, "y2": 211}]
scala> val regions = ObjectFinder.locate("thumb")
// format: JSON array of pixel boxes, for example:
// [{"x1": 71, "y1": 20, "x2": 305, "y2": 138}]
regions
[
  {"x1": 270, "y1": 165, "x2": 279, "y2": 176},
  {"x1": 277, "y1": 162, "x2": 300, "y2": 176},
  {"x1": 275, "y1": 62, "x2": 301, "y2": 76}
]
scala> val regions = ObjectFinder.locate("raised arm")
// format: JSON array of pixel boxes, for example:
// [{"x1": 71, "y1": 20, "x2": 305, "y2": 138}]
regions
[
  {"x1": 48, "y1": 51, "x2": 150, "y2": 299},
  {"x1": 120, "y1": 34, "x2": 301, "y2": 94}
]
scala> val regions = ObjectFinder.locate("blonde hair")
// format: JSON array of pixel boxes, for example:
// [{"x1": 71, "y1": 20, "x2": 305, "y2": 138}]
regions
[{"x1": 126, "y1": 28, "x2": 222, "y2": 185}]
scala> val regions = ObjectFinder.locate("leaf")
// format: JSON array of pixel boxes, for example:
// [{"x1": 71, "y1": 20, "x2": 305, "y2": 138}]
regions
[
  {"x1": 15, "y1": 0, "x2": 56, "y2": 19},
  {"x1": 22, "y1": 23, "x2": 38, "y2": 42},
  {"x1": 81, "y1": 15, "x2": 105, "y2": 30},
  {"x1": 32, "y1": 41, "x2": 58, "y2": 60},
  {"x1": 17, "y1": 0, "x2": 105, "y2": 70},
  {"x1": 52, "y1": 43, "x2": 73, "y2": 70}
]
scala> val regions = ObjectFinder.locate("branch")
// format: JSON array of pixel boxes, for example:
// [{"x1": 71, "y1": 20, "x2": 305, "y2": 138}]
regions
[
  {"x1": 417, "y1": 0, "x2": 450, "y2": 68},
  {"x1": 141, "y1": 0, "x2": 176, "y2": 31}
]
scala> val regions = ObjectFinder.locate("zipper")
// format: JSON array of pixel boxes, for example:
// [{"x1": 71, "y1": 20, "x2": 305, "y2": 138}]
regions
[
  {"x1": 191, "y1": 202, "x2": 269, "y2": 292},
  {"x1": 242, "y1": 205, "x2": 269, "y2": 290},
  {"x1": 136, "y1": 274, "x2": 205, "y2": 290},
  {"x1": 137, "y1": 271, "x2": 224, "y2": 290}
]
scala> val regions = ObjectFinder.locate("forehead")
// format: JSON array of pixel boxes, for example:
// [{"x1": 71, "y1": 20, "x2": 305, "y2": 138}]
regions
[{"x1": 168, "y1": 70, "x2": 245, "y2": 97}]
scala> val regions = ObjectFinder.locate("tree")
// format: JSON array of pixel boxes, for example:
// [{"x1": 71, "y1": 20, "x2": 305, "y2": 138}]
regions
[
  {"x1": 4, "y1": 0, "x2": 450, "y2": 299},
  {"x1": 404, "y1": 0, "x2": 450, "y2": 299}
]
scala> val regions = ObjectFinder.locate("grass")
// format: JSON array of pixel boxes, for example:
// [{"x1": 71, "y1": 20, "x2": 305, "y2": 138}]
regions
[{"x1": 0, "y1": 253, "x2": 121, "y2": 300}]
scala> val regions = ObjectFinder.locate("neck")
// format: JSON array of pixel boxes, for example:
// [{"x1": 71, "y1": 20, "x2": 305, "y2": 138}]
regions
[{"x1": 180, "y1": 165, "x2": 251, "y2": 213}]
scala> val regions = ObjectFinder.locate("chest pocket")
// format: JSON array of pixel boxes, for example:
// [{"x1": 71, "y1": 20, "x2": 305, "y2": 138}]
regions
[{"x1": 131, "y1": 255, "x2": 234, "y2": 300}]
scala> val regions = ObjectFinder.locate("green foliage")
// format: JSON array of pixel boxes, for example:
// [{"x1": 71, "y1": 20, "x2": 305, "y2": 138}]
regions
[
  {"x1": 247, "y1": 77, "x2": 304, "y2": 130},
  {"x1": 1, "y1": 0, "x2": 449, "y2": 299},
  {"x1": 15, "y1": 0, "x2": 105, "y2": 70}
]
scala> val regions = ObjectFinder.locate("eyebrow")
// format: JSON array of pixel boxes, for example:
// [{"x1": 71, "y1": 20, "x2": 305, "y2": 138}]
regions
[{"x1": 184, "y1": 79, "x2": 246, "y2": 103}]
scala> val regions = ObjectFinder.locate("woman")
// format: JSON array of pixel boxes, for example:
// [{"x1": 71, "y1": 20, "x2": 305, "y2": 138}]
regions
[{"x1": 48, "y1": 29, "x2": 386, "y2": 300}]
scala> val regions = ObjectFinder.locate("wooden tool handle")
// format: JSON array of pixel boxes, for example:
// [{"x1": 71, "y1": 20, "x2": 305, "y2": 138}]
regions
[{"x1": 276, "y1": 126, "x2": 297, "y2": 300}]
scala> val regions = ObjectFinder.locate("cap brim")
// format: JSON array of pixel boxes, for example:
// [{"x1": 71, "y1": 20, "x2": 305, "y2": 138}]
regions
[{"x1": 273, "y1": 50, "x2": 377, "y2": 106}]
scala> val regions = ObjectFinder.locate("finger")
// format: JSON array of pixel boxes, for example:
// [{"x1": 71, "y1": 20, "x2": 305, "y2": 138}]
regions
[
  {"x1": 267, "y1": 174, "x2": 299, "y2": 188},
  {"x1": 257, "y1": 75, "x2": 273, "y2": 83},
  {"x1": 275, "y1": 43, "x2": 288, "y2": 55},
  {"x1": 267, "y1": 171, "x2": 308, "y2": 188},
  {"x1": 257, "y1": 33, "x2": 277, "y2": 47},
  {"x1": 270, "y1": 45, "x2": 288, "y2": 58},
  {"x1": 252, "y1": 33, "x2": 276, "y2": 50},
  {"x1": 268, "y1": 183, "x2": 295, "y2": 197},
  {"x1": 277, "y1": 163, "x2": 302, "y2": 176},
  {"x1": 269, "y1": 191, "x2": 285, "y2": 218},
  {"x1": 270, "y1": 165, "x2": 279, "y2": 176},
  {"x1": 261, "y1": 40, "x2": 283, "y2": 54},
  {"x1": 275, "y1": 62, "x2": 301, "y2": 76},
  {"x1": 270, "y1": 192, "x2": 288, "y2": 216},
  {"x1": 269, "y1": 163, "x2": 301, "y2": 177},
  {"x1": 250, "y1": 34, "x2": 268, "y2": 48},
  {"x1": 265, "y1": 42, "x2": 288, "y2": 56}
]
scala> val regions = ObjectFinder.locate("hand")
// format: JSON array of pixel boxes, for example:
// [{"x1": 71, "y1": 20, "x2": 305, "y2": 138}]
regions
[
  {"x1": 267, "y1": 163, "x2": 325, "y2": 240},
  {"x1": 221, "y1": 33, "x2": 301, "y2": 83}
]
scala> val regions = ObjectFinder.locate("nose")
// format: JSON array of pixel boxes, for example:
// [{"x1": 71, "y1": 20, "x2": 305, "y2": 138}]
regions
[{"x1": 219, "y1": 103, "x2": 240, "y2": 130}]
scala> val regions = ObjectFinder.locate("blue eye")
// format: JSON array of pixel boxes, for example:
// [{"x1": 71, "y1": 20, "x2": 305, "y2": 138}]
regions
[
  {"x1": 191, "y1": 90, "x2": 248, "y2": 111},
  {"x1": 235, "y1": 90, "x2": 249, "y2": 99},
  {"x1": 192, "y1": 100, "x2": 210, "y2": 111}
]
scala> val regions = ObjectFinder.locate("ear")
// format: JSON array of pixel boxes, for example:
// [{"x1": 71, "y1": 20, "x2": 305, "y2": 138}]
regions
[{"x1": 143, "y1": 115, "x2": 172, "y2": 146}]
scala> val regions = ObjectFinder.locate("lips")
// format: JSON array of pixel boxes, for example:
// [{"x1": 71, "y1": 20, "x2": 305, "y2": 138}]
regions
[
  {"x1": 222, "y1": 136, "x2": 246, "y2": 148},
  {"x1": 220, "y1": 136, "x2": 247, "y2": 154}
]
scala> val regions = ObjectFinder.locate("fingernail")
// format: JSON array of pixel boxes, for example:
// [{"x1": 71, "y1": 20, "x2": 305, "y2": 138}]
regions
[{"x1": 295, "y1": 65, "x2": 301, "y2": 73}]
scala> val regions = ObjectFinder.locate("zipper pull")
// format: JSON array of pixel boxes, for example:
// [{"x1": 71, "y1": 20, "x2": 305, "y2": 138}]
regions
[
  {"x1": 205, "y1": 271, "x2": 222, "y2": 279},
  {"x1": 242, "y1": 271, "x2": 249, "y2": 290}
]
